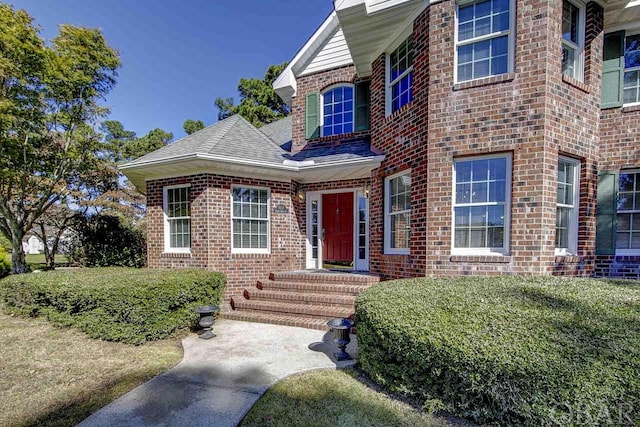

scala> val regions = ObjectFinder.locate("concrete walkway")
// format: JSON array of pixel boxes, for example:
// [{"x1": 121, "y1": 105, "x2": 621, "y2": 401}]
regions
[{"x1": 78, "y1": 320, "x2": 358, "y2": 427}]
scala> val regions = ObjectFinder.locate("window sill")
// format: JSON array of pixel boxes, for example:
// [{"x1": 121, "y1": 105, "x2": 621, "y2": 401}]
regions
[
  {"x1": 231, "y1": 251, "x2": 271, "y2": 258},
  {"x1": 306, "y1": 130, "x2": 370, "y2": 145},
  {"x1": 622, "y1": 104, "x2": 640, "y2": 114},
  {"x1": 561, "y1": 75, "x2": 591, "y2": 94},
  {"x1": 554, "y1": 255, "x2": 582, "y2": 263},
  {"x1": 161, "y1": 252, "x2": 191, "y2": 258},
  {"x1": 383, "y1": 250, "x2": 410, "y2": 256},
  {"x1": 449, "y1": 255, "x2": 511, "y2": 263},
  {"x1": 383, "y1": 102, "x2": 413, "y2": 123},
  {"x1": 453, "y1": 73, "x2": 515, "y2": 91}
]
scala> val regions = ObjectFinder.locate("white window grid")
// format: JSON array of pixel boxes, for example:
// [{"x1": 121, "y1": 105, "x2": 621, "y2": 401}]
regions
[
  {"x1": 455, "y1": 0, "x2": 513, "y2": 83},
  {"x1": 452, "y1": 154, "x2": 511, "y2": 255},
  {"x1": 561, "y1": 1, "x2": 585, "y2": 81},
  {"x1": 231, "y1": 186, "x2": 270, "y2": 253},
  {"x1": 623, "y1": 32, "x2": 640, "y2": 105},
  {"x1": 384, "y1": 171, "x2": 411, "y2": 254},
  {"x1": 164, "y1": 185, "x2": 191, "y2": 252},
  {"x1": 386, "y1": 36, "x2": 414, "y2": 114},
  {"x1": 556, "y1": 157, "x2": 580, "y2": 255},
  {"x1": 617, "y1": 170, "x2": 640, "y2": 253},
  {"x1": 321, "y1": 85, "x2": 354, "y2": 137}
]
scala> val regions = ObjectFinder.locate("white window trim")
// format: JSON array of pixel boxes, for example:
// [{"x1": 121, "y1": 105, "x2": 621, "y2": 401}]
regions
[
  {"x1": 384, "y1": 170, "x2": 411, "y2": 255},
  {"x1": 451, "y1": 153, "x2": 512, "y2": 256},
  {"x1": 385, "y1": 36, "x2": 414, "y2": 117},
  {"x1": 616, "y1": 168, "x2": 640, "y2": 255},
  {"x1": 561, "y1": 0, "x2": 586, "y2": 82},
  {"x1": 623, "y1": 30, "x2": 640, "y2": 107},
  {"x1": 230, "y1": 185, "x2": 271, "y2": 255},
  {"x1": 319, "y1": 83, "x2": 355, "y2": 137},
  {"x1": 163, "y1": 184, "x2": 191, "y2": 254},
  {"x1": 453, "y1": 0, "x2": 516, "y2": 84},
  {"x1": 555, "y1": 156, "x2": 580, "y2": 256}
]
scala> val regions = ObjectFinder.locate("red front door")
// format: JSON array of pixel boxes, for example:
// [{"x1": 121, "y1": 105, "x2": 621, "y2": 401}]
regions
[{"x1": 322, "y1": 192, "x2": 354, "y2": 267}]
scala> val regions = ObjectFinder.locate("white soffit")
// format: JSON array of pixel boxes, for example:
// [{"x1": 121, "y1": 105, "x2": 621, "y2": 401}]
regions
[{"x1": 604, "y1": 0, "x2": 640, "y2": 29}]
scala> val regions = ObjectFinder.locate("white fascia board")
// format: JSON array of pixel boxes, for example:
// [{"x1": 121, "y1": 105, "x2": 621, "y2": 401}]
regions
[{"x1": 273, "y1": 12, "x2": 340, "y2": 103}]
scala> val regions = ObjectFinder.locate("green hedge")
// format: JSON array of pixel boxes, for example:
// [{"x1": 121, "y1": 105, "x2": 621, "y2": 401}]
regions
[
  {"x1": 1, "y1": 268, "x2": 226, "y2": 344},
  {"x1": 356, "y1": 276, "x2": 640, "y2": 426},
  {"x1": 0, "y1": 247, "x2": 10, "y2": 278}
]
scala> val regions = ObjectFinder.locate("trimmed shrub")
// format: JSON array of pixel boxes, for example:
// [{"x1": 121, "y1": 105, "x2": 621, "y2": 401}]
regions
[
  {"x1": 1, "y1": 268, "x2": 226, "y2": 344},
  {"x1": 0, "y1": 247, "x2": 10, "y2": 278},
  {"x1": 356, "y1": 276, "x2": 640, "y2": 426}
]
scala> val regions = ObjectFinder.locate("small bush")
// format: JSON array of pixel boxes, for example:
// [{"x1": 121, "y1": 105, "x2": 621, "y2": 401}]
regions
[
  {"x1": 0, "y1": 247, "x2": 10, "y2": 278},
  {"x1": 1, "y1": 268, "x2": 226, "y2": 344},
  {"x1": 69, "y1": 215, "x2": 146, "y2": 268},
  {"x1": 356, "y1": 276, "x2": 640, "y2": 426}
]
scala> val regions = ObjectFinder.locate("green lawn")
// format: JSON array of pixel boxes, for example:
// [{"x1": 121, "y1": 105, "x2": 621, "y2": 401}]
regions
[
  {"x1": 25, "y1": 253, "x2": 70, "y2": 267},
  {"x1": 240, "y1": 369, "x2": 469, "y2": 427}
]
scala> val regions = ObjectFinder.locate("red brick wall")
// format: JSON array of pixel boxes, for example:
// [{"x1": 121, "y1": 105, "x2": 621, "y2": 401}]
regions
[{"x1": 147, "y1": 174, "x2": 305, "y2": 299}]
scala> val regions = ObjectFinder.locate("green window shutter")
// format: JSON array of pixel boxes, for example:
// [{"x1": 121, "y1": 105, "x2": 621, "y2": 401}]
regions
[
  {"x1": 354, "y1": 81, "x2": 371, "y2": 131},
  {"x1": 596, "y1": 171, "x2": 618, "y2": 255},
  {"x1": 601, "y1": 31, "x2": 625, "y2": 109},
  {"x1": 305, "y1": 92, "x2": 319, "y2": 139}
]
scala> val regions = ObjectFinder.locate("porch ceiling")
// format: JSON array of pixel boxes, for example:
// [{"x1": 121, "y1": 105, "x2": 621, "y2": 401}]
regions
[{"x1": 604, "y1": 0, "x2": 640, "y2": 30}]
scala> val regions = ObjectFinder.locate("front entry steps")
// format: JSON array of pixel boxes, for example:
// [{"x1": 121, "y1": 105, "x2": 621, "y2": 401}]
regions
[{"x1": 223, "y1": 270, "x2": 379, "y2": 331}]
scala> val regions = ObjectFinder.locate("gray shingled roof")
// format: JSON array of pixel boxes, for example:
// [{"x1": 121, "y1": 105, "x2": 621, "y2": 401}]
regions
[
  {"x1": 126, "y1": 115, "x2": 288, "y2": 166},
  {"x1": 124, "y1": 114, "x2": 380, "y2": 169}
]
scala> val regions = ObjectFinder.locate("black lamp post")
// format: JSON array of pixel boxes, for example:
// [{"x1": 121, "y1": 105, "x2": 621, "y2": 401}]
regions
[
  {"x1": 327, "y1": 318, "x2": 354, "y2": 361},
  {"x1": 195, "y1": 305, "x2": 219, "y2": 339}
]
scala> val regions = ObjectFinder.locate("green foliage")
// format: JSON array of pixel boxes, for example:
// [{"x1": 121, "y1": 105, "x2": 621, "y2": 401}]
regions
[
  {"x1": 99, "y1": 120, "x2": 137, "y2": 163},
  {"x1": 356, "y1": 276, "x2": 640, "y2": 426},
  {"x1": 68, "y1": 214, "x2": 146, "y2": 268},
  {"x1": 215, "y1": 62, "x2": 290, "y2": 127},
  {"x1": 0, "y1": 247, "x2": 10, "y2": 278},
  {"x1": 0, "y1": 233, "x2": 10, "y2": 252},
  {"x1": 124, "y1": 127, "x2": 172, "y2": 160},
  {"x1": 183, "y1": 119, "x2": 205, "y2": 135},
  {"x1": 1, "y1": 268, "x2": 226, "y2": 344},
  {"x1": 0, "y1": 3, "x2": 121, "y2": 273}
]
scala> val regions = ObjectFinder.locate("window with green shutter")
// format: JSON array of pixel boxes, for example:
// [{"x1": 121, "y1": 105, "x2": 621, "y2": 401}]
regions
[
  {"x1": 596, "y1": 171, "x2": 618, "y2": 255},
  {"x1": 354, "y1": 81, "x2": 371, "y2": 131},
  {"x1": 305, "y1": 92, "x2": 319, "y2": 139},
  {"x1": 602, "y1": 31, "x2": 625, "y2": 109}
]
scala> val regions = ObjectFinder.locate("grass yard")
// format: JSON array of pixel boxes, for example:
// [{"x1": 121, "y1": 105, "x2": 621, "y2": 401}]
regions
[
  {"x1": 240, "y1": 369, "x2": 469, "y2": 427},
  {"x1": 25, "y1": 253, "x2": 70, "y2": 268},
  {"x1": 0, "y1": 313, "x2": 183, "y2": 427}
]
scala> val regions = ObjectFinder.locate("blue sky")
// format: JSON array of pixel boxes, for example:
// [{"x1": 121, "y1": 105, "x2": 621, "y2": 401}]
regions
[{"x1": 13, "y1": 0, "x2": 333, "y2": 140}]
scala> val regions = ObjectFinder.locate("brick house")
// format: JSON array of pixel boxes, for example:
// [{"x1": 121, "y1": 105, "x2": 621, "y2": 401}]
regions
[{"x1": 122, "y1": 0, "x2": 640, "y2": 328}]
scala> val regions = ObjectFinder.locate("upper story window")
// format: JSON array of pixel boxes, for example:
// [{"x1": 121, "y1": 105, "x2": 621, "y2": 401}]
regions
[
  {"x1": 232, "y1": 186, "x2": 270, "y2": 253},
  {"x1": 455, "y1": 0, "x2": 512, "y2": 83},
  {"x1": 321, "y1": 85, "x2": 353, "y2": 137},
  {"x1": 556, "y1": 157, "x2": 580, "y2": 255},
  {"x1": 617, "y1": 170, "x2": 640, "y2": 253},
  {"x1": 561, "y1": 1, "x2": 585, "y2": 81},
  {"x1": 452, "y1": 154, "x2": 511, "y2": 255},
  {"x1": 623, "y1": 33, "x2": 640, "y2": 105},
  {"x1": 164, "y1": 185, "x2": 191, "y2": 252},
  {"x1": 387, "y1": 36, "x2": 414, "y2": 114},
  {"x1": 384, "y1": 171, "x2": 411, "y2": 254}
]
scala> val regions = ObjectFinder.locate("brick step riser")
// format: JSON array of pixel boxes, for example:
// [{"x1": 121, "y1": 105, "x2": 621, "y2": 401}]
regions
[
  {"x1": 270, "y1": 272, "x2": 379, "y2": 285},
  {"x1": 257, "y1": 281, "x2": 370, "y2": 296},
  {"x1": 222, "y1": 312, "x2": 330, "y2": 331},
  {"x1": 232, "y1": 300, "x2": 353, "y2": 319},
  {"x1": 232, "y1": 306, "x2": 352, "y2": 321},
  {"x1": 243, "y1": 290, "x2": 356, "y2": 308}
]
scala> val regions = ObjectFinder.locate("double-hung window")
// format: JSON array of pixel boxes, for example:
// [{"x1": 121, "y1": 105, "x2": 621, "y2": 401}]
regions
[
  {"x1": 384, "y1": 171, "x2": 411, "y2": 254},
  {"x1": 232, "y1": 186, "x2": 270, "y2": 253},
  {"x1": 556, "y1": 157, "x2": 580, "y2": 255},
  {"x1": 617, "y1": 171, "x2": 640, "y2": 253},
  {"x1": 387, "y1": 37, "x2": 414, "y2": 114},
  {"x1": 623, "y1": 33, "x2": 640, "y2": 105},
  {"x1": 164, "y1": 186, "x2": 191, "y2": 252},
  {"x1": 561, "y1": 1, "x2": 585, "y2": 81},
  {"x1": 322, "y1": 85, "x2": 354, "y2": 137},
  {"x1": 456, "y1": 0, "x2": 512, "y2": 83},
  {"x1": 453, "y1": 154, "x2": 510, "y2": 254}
]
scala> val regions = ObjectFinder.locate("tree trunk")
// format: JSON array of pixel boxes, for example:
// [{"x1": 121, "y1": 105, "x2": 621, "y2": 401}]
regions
[
  {"x1": 39, "y1": 224, "x2": 55, "y2": 270},
  {"x1": 10, "y1": 227, "x2": 30, "y2": 274}
]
